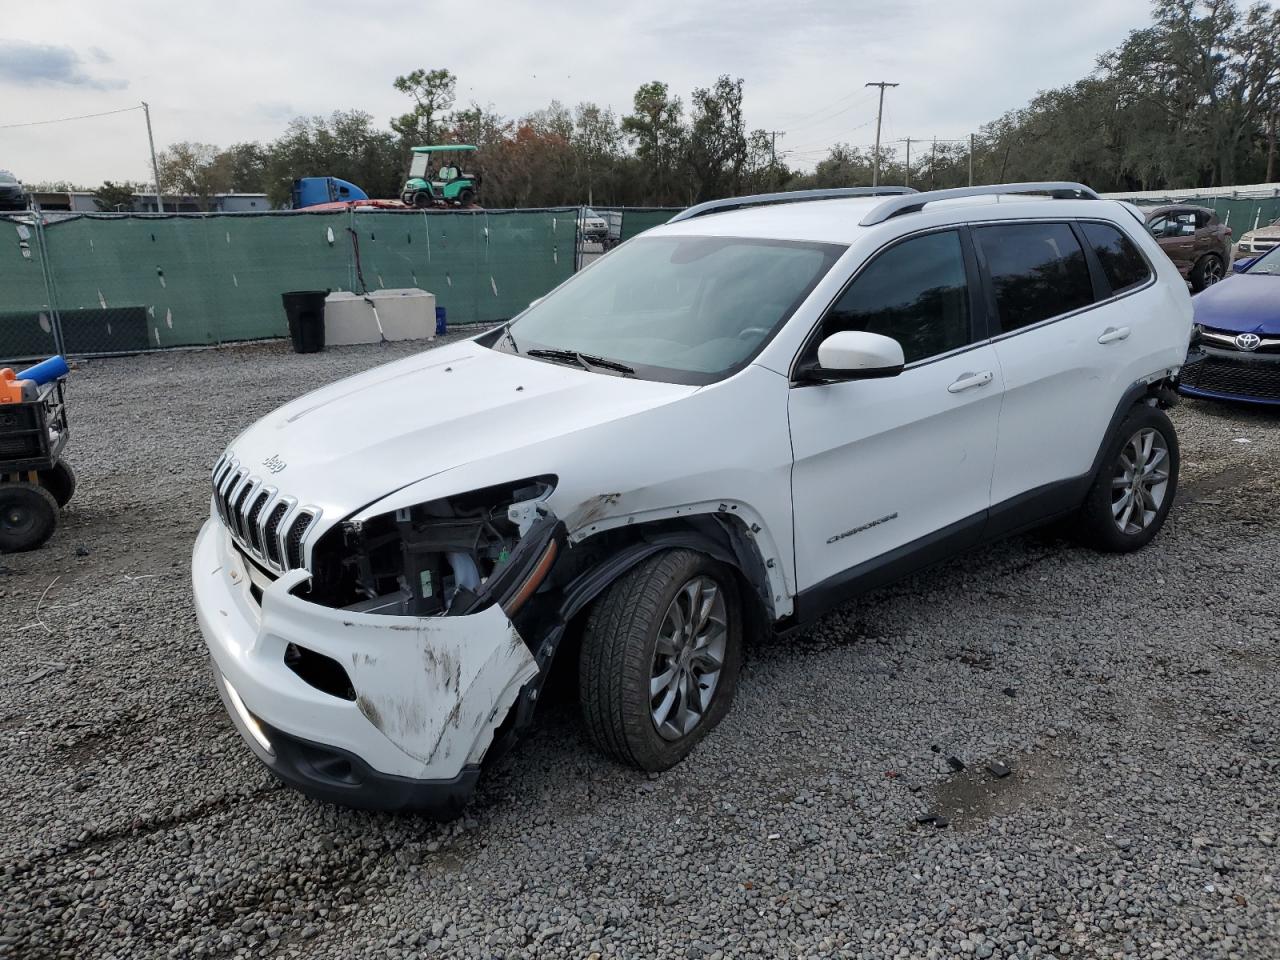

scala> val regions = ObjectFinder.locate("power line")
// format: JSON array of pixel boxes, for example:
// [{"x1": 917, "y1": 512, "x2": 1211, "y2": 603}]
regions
[
  {"x1": 785, "y1": 117, "x2": 879, "y2": 154},
  {"x1": 782, "y1": 90, "x2": 879, "y2": 136},
  {"x1": 0, "y1": 105, "x2": 143, "y2": 131},
  {"x1": 782, "y1": 88, "x2": 878, "y2": 128}
]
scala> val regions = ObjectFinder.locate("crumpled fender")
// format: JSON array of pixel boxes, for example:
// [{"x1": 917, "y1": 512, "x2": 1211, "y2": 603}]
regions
[
  {"x1": 259, "y1": 572, "x2": 539, "y2": 776},
  {"x1": 197, "y1": 511, "x2": 540, "y2": 781},
  {"x1": 334, "y1": 603, "x2": 539, "y2": 769}
]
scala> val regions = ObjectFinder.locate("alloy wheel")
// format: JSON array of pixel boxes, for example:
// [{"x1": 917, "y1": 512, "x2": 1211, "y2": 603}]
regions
[
  {"x1": 1203, "y1": 258, "x2": 1224, "y2": 285},
  {"x1": 650, "y1": 575, "x2": 728, "y2": 741},
  {"x1": 1111, "y1": 427, "x2": 1170, "y2": 535}
]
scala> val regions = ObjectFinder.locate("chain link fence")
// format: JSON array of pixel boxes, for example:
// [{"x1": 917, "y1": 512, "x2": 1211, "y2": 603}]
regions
[{"x1": 0, "y1": 207, "x2": 584, "y2": 363}]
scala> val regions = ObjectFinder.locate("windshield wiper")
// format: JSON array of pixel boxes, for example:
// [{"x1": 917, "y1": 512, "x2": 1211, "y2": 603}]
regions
[
  {"x1": 525, "y1": 348, "x2": 634, "y2": 376},
  {"x1": 577, "y1": 353, "x2": 635, "y2": 375},
  {"x1": 526, "y1": 347, "x2": 590, "y2": 370}
]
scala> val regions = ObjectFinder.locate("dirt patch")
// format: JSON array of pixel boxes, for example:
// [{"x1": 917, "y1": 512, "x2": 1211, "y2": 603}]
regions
[{"x1": 920, "y1": 754, "x2": 1067, "y2": 833}]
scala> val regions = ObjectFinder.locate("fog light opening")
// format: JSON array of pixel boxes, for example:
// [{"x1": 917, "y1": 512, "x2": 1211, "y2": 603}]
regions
[{"x1": 223, "y1": 677, "x2": 274, "y2": 756}]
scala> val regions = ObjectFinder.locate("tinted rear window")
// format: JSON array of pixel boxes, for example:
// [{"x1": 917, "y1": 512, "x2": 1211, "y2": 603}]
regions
[
  {"x1": 975, "y1": 223, "x2": 1094, "y2": 332},
  {"x1": 1080, "y1": 222, "x2": 1151, "y2": 294}
]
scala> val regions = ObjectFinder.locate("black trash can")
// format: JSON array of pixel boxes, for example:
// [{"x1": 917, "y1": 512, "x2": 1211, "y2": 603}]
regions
[{"x1": 281, "y1": 290, "x2": 328, "y2": 354}]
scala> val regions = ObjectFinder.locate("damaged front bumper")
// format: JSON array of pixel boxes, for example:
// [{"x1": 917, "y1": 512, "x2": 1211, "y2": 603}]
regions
[{"x1": 192, "y1": 518, "x2": 541, "y2": 814}]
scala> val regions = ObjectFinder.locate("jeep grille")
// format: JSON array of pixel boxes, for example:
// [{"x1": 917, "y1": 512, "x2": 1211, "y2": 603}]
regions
[{"x1": 211, "y1": 454, "x2": 319, "y2": 573}]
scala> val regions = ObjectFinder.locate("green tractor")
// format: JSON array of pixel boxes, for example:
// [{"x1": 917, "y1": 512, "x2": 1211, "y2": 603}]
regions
[{"x1": 401, "y1": 144, "x2": 482, "y2": 208}]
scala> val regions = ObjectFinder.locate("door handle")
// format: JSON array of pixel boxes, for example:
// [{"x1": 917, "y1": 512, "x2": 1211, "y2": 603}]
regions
[
  {"x1": 1098, "y1": 326, "x2": 1131, "y2": 344},
  {"x1": 947, "y1": 370, "x2": 994, "y2": 393}
]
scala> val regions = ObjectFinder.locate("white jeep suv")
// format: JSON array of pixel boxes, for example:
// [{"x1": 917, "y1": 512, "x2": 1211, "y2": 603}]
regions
[{"x1": 193, "y1": 183, "x2": 1191, "y2": 815}]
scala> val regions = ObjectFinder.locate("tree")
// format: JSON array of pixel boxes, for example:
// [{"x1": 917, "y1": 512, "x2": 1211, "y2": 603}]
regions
[
  {"x1": 156, "y1": 142, "x2": 231, "y2": 209},
  {"x1": 93, "y1": 180, "x2": 137, "y2": 212},
  {"x1": 742, "y1": 129, "x2": 791, "y2": 193},
  {"x1": 686, "y1": 76, "x2": 748, "y2": 202},
  {"x1": 980, "y1": 0, "x2": 1280, "y2": 191},
  {"x1": 622, "y1": 81, "x2": 685, "y2": 203},
  {"x1": 261, "y1": 110, "x2": 402, "y2": 206},
  {"x1": 392, "y1": 68, "x2": 457, "y2": 147},
  {"x1": 573, "y1": 102, "x2": 624, "y2": 203},
  {"x1": 220, "y1": 142, "x2": 269, "y2": 193}
]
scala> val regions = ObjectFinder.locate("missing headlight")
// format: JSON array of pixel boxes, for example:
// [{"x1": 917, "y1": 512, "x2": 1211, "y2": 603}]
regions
[{"x1": 306, "y1": 477, "x2": 556, "y2": 615}]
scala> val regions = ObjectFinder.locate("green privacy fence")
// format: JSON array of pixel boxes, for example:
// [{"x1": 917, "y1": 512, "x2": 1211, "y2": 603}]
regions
[
  {"x1": 613, "y1": 208, "x2": 680, "y2": 242},
  {"x1": 0, "y1": 207, "x2": 579, "y2": 361}
]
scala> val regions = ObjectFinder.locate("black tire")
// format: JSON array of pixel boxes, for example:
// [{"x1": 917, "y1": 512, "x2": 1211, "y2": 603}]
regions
[
  {"x1": 0, "y1": 482, "x2": 59, "y2": 553},
  {"x1": 412, "y1": 191, "x2": 433, "y2": 209},
  {"x1": 1077, "y1": 404, "x2": 1179, "y2": 553},
  {"x1": 579, "y1": 549, "x2": 743, "y2": 771},
  {"x1": 38, "y1": 459, "x2": 76, "y2": 507},
  {"x1": 1189, "y1": 254, "x2": 1224, "y2": 292},
  {"x1": 458, "y1": 189, "x2": 475, "y2": 207}
]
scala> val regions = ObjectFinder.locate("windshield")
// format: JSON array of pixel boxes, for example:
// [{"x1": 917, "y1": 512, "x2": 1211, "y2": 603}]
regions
[
  {"x1": 501, "y1": 235, "x2": 844, "y2": 384},
  {"x1": 0, "y1": 171, "x2": 17, "y2": 185},
  {"x1": 1244, "y1": 243, "x2": 1280, "y2": 276},
  {"x1": 409, "y1": 155, "x2": 430, "y2": 179}
]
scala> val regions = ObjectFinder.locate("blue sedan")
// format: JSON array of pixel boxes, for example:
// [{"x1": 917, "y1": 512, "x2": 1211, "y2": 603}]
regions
[{"x1": 1179, "y1": 244, "x2": 1280, "y2": 405}]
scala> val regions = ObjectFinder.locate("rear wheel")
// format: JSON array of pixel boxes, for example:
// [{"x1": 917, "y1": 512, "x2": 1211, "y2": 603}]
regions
[
  {"x1": 1077, "y1": 405, "x2": 1179, "y2": 552},
  {"x1": 1190, "y1": 254, "x2": 1224, "y2": 291},
  {"x1": 579, "y1": 549, "x2": 742, "y2": 771},
  {"x1": 39, "y1": 459, "x2": 76, "y2": 507},
  {"x1": 458, "y1": 188, "x2": 475, "y2": 207},
  {"x1": 0, "y1": 482, "x2": 59, "y2": 552}
]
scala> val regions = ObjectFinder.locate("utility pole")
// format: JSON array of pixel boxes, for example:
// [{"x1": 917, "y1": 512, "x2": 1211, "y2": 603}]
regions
[
  {"x1": 901, "y1": 137, "x2": 913, "y2": 187},
  {"x1": 767, "y1": 130, "x2": 785, "y2": 166},
  {"x1": 930, "y1": 137, "x2": 937, "y2": 190},
  {"x1": 865, "y1": 81, "x2": 899, "y2": 187},
  {"x1": 142, "y1": 101, "x2": 163, "y2": 213},
  {"x1": 968, "y1": 133, "x2": 975, "y2": 187},
  {"x1": 1267, "y1": 111, "x2": 1277, "y2": 184}
]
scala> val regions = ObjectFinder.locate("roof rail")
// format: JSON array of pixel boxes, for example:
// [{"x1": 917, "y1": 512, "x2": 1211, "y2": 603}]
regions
[
  {"x1": 668, "y1": 186, "x2": 918, "y2": 224},
  {"x1": 858, "y1": 182, "x2": 1100, "y2": 226}
]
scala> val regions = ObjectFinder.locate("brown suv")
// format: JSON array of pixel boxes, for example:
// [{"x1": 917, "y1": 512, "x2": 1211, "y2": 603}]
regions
[{"x1": 1144, "y1": 205, "x2": 1233, "y2": 291}]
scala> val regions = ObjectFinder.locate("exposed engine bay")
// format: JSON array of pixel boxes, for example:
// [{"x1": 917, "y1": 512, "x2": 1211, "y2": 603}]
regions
[{"x1": 304, "y1": 477, "x2": 557, "y2": 616}]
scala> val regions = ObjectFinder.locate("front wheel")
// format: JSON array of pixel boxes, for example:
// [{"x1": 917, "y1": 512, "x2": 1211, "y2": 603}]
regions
[
  {"x1": 1077, "y1": 404, "x2": 1179, "y2": 552},
  {"x1": 579, "y1": 549, "x2": 743, "y2": 771},
  {"x1": 0, "y1": 482, "x2": 59, "y2": 552}
]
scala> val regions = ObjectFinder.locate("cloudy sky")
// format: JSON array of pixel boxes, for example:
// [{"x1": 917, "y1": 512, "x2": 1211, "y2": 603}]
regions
[{"x1": 2, "y1": 0, "x2": 1156, "y2": 188}]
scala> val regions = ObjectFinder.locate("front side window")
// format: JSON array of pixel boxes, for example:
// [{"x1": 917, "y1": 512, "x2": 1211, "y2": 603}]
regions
[
  {"x1": 1080, "y1": 222, "x2": 1151, "y2": 294},
  {"x1": 503, "y1": 235, "x2": 844, "y2": 383},
  {"x1": 819, "y1": 230, "x2": 972, "y2": 364},
  {"x1": 975, "y1": 222, "x2": 1094, "y2": 332}
]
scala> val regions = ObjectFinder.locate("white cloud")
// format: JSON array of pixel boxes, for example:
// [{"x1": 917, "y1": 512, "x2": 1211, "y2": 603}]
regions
[
  {"x1": 2, "y1": 0, "x2": 1154, "y2": 186},
  {"x1": 0, "y1": 40, "x2": 127, "y2": 90}
]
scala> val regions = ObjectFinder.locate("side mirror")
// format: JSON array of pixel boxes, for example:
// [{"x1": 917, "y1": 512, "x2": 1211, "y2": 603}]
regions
[
  {"x1": 797, "y1": 330, "x2": 905, "y2": 382},
  {"x1": 1232, "y1": 257, "x2": 1255, "y2": 274}
]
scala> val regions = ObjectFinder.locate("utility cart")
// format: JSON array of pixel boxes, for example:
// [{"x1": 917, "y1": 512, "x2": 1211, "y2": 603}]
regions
[{"x1": 0, "y1": 364, "x2": 75, "y2": 553}]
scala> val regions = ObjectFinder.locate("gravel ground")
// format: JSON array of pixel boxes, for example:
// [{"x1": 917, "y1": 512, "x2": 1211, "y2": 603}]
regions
[{"x1": 1, "y1": 337, "x2": 1277, "y2": 960}]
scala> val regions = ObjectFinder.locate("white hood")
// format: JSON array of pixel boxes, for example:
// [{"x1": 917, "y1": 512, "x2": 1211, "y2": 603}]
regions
[{"x1": 223, "y1": 339, "x2": 696, "y2": 519}]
